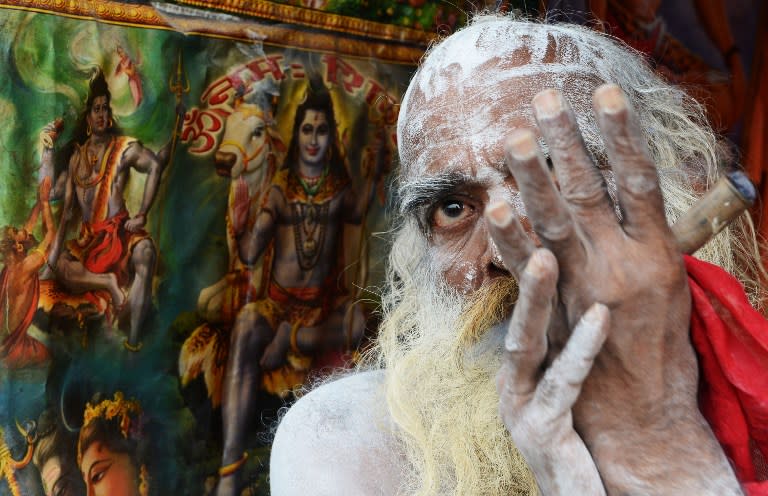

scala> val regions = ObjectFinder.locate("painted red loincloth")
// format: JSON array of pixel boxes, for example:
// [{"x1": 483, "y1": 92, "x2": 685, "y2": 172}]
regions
[
  {"x1": 0, "y1": 268, "x2": 49, "y2": 368},
  {"x1": 686, "y1": 256, "x2": 768, "y2": 494},
  {"x1": 67, "y1": 210, "x2": 149, "y2": 287}
]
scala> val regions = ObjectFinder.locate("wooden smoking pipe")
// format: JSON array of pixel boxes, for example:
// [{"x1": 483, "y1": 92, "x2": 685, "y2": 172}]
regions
[{"x1": 672, "y1": 170, "x2": 756, "y2": 254}]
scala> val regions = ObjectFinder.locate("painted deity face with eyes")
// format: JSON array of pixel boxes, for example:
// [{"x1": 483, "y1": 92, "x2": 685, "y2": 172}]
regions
[
  {"x1": 87, "y1": 96, "x2": 111, "y2": 137},
  {"x1": 79, "y1": 441, "x2": 139, "y2": 496},
  {"x1": 298, "y1": 109, "x2": 331, "y2": 170}
]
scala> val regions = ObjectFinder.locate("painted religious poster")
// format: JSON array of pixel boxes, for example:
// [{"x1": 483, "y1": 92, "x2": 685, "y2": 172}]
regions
[{"x1": 0, "y1": 1, "x2": 416, "y2": 494}]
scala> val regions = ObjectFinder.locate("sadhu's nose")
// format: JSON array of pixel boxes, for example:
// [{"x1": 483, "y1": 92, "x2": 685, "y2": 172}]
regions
[{"x1": 487, "y1": 238, "x2": 511, "y2": 279}]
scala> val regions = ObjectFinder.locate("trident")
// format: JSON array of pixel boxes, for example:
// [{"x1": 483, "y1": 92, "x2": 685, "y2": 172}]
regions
[
  {"x1": 154, "y1": 50, "x2": 190, "y2": 247},
  {"x1": 168, "y1": 49, "x2": 190, "y2": 166}
]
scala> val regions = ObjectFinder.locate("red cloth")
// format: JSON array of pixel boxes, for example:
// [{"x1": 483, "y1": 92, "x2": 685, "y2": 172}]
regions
[
  {"x1": 686, "y1": 255, "x2": 768, "y2": 494},
  {"x1": 80, "y1": 210, "x2": 130, "y2": 274}
]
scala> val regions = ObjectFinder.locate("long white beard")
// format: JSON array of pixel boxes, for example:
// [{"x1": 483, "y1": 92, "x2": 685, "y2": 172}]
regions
[{"x1": 371, "y1": 266, "x2": 538, "y2": 496}]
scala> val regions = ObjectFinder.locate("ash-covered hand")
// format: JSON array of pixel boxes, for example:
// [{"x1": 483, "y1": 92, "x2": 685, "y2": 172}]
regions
[
  {"x1": 492, "y1": 246, "x2": 608, "y2": 496},
  {"x1": 490, "y1": 85, "x2": 741, "y2": 494}
]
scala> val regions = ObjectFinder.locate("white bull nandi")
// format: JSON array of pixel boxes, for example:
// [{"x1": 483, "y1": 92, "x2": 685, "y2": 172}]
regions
[
  {"x1": 181, "y1": 100, "x2": 286, "y2": 406},
  {"x1": 196, "y1": 102, "x2": 286, "y2": 326}
]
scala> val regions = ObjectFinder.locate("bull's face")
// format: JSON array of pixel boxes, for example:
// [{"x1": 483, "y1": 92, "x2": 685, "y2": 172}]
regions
[{"x1": 215, "y1": 105, "x2": 269, "y2": 179}]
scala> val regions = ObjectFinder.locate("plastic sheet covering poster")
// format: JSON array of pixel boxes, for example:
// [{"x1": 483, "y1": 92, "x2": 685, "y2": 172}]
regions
[{"x1": 0, "y1": 2, "x2": 414, "y2": 494}]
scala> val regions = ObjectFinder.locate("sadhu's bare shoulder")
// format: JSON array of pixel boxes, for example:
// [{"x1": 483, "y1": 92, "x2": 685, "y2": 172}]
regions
[{"x1": 270, "y1": 369, "x2": 404, "y2": 495}]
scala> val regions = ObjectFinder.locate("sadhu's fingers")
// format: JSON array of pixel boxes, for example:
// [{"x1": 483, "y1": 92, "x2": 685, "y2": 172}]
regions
[
  {"x1": 593, "y1": 84, "x2": 667, "y2": 239},
  {"x1": 486, "y1": 201, "x2": 536, "y2": 280},
  {"x1": 532, "y1": 90, "x2": 615, "y2": 224},
  {"x1": 497, "y1": 249, "x2": 558, "y2": 397},
  {"x1": 534, "y1": 303, "x2": 610, "y2": 420},
  {"x1": 504, "y1": 129, "x2": 584, "y2": 269}
]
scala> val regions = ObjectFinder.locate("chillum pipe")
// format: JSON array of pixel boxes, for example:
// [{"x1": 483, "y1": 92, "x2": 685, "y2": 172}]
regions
[{"x1": 672, "y1": 171, "x2": 756, "y2": 254}]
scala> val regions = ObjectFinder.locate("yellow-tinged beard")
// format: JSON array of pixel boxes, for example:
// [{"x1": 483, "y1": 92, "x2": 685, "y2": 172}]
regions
[{"x1": 375, "y1": 275, "x2": 539, "y2": 495}]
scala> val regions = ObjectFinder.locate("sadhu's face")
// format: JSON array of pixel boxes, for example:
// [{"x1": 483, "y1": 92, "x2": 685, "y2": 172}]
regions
[
  {"x1": 398, "y1": 42, "x2": 605, "y2": 294},
  {"x1": 88, "y1": 96, "x2": 111, "y2": 136},
  {"x1": 399, "y1": 71, "x2": 537, "y2": 294},
  {"x1": 80, "y1": 441, "x2": 140, "y2": 496}
]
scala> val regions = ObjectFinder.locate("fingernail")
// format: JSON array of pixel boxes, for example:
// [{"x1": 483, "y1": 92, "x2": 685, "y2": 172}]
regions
[
  {"x1": 505, "y1": 129, "x2": 538, "y2": 161},
  {"x1": 594, "y1": 84, "x2": 626, "y2": 115},
  {"x1": 582, "y1": 302, "x2": 609, "y2": 325},
  {"x1": 487, "y1": 201, "x2": 513, "y2": 228},
  {"x1": 524, "y1": 249, "x2": 548, "y2": 276},
  {"x1": 532, "y1": 89, "x2": 564, "y2": 119}
]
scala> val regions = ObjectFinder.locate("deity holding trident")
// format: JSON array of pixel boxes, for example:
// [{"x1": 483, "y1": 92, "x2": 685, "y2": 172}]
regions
[{"x1": 47, "y1": 69, "x2": 181, "y2": 351}]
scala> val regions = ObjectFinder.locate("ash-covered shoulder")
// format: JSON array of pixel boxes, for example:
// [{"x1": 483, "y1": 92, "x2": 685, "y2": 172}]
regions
[{"x1": 270, "y1": 369, "x2": 403, "y2": 496}]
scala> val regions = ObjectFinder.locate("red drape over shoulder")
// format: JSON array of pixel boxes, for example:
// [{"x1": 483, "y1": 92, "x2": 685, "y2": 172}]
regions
[{"x1": 686, "y1": 255, "x2": 768, "y2": 494}]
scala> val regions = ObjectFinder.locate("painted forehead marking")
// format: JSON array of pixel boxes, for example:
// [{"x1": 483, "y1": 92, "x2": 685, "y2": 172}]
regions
[{"x1": 303, "y1": 111, "x2": 327, "y2": 126}]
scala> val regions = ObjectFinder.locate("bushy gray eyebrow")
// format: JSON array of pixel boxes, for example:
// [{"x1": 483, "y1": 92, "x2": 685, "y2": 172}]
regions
[{"x1": 398, "y1": 171, "x2": 472, "y2": 217}]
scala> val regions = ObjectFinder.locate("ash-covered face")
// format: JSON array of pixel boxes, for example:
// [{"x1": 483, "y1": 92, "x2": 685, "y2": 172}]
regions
[
  {"x1": 417, "y1": 155, "x2": 523, "y2": 294},
  {"x1": 397, "y1": 22, "x2": 609, "y2": 294},
  {"x1": 398, "y1": 67, "x2": 539, "y2": 294}
]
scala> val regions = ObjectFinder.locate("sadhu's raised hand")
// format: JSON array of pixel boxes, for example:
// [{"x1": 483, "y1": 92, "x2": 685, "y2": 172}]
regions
[
  {"x1": 492, "y1": 244, "x2": 609, "y2": 495},
  {"x1": 488, "y1": 85, "x2": 741, "y2": 494}
]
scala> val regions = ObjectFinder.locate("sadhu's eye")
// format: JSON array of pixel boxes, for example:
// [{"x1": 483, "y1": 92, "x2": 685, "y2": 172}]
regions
[
  {"x1": 431, "y1": 198, "x2": 473, "y2": 228},
  {"x1": 443, "y1": 201, "x2": 464, "y2": 218}
]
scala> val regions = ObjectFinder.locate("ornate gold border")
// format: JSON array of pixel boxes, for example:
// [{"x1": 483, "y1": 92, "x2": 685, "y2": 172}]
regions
[
  {"x1": 176, "y1": 0, "x2": 436, "y2": 45},
  {"x1": 163, "y1": 9, "x2": 426, "y2": 63},
  {"x1": 0, "y1": 0, "x2": 425, "y2": 63},
  {"x1": 0, "y1": 0, "x2": 168, "y2": 27}
]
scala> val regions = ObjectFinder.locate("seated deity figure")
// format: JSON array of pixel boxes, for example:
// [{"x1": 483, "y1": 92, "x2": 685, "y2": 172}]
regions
[
  {"x1": 214, "y1": 87, "x2": 385, "y2": 495},
  {"x1": 47, "y1": 70, "x2": 172, "y2": 351}
]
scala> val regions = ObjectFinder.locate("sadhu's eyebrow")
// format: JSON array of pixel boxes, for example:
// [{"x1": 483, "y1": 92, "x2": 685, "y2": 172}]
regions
[{"x1": 398, "y1": 171, "x2": 473, "y2": 217}]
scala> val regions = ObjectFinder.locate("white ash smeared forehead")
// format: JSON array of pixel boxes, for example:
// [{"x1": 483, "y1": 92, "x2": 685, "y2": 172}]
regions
[
  {"x1": 397, "y1": 16, "x2": 643, "y2": 178},
  {"x1": 410, "y1": 18, "x2": 615, "y2": 99}
]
